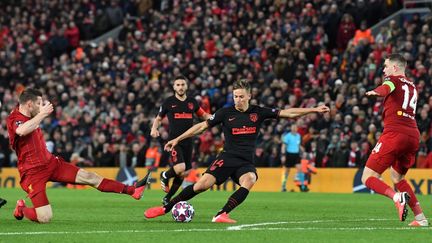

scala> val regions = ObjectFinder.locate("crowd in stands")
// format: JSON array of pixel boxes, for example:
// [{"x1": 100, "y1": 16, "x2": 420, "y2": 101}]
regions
[{"x1": 0, "y1": 0, "x2": 431, "y2": 170}]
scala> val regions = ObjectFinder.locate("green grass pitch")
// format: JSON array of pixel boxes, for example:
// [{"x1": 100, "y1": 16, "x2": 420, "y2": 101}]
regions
[{"x1": 0, "y1": 188, "x2": 431, "y2": 242}]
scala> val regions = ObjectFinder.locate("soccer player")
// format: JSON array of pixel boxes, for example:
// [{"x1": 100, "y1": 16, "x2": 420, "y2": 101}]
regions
[
  {"x1": 145, "y1": 79, "x2": 329, "y2": 223},
  {"x1": 362, "y1": 53, "x2": 428, "y2": 227},
  {"x1": 6, "y1": 89, "x2": 151, "y2": 223},
  {"x1": 150, "y1": 76, "x2": 211, "y2": 205}
]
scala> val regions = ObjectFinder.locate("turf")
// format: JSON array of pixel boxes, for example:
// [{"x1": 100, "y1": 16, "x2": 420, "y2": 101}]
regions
[{"x1": 0, "y1": 188, "x2": 431, "y2": 242}]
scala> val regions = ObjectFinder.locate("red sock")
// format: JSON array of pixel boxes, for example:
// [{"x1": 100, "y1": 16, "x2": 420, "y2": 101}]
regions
[
  {"x1": 97, "y1": 179, "x2": 134, "y2": 195},
  {"x1": 365, "y1": 177, "x2": 395, "y2": 199},
  {"x1": 23, "y1": 207, "x2": 38, "y2": 222},
  {"x1": 395, "y1": 179, "x2": 423, "y2": 215}
]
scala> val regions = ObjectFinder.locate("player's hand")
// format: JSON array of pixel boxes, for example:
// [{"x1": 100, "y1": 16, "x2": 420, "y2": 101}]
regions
[
  {"x1": 315, "y1": 105, "x2": 330, "y2": 113},
  {"x1": 365, "y1": 90, "x2": 378, "y2": 96},
  {"x1": 164, "y1": 139, "x2": 178, "y2": 152},
  {"x1": 39, "y1": 101, "x2": 54, "y2": 117},
  {"x1": 150, "y1": 129, "x2": 160, "y2": 138}
]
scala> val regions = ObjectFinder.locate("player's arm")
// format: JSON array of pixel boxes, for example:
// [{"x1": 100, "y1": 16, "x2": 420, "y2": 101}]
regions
[
  {"x1": 164, "y1": 121, "x2": 209, "y2": 151},
  {"x1": 15, "y1": 102, "x2": 53, "y2": 136},
  {"x1": 195, "y1": 106, "x2": 212, "y2": 120},
  {"x1": 279, "y1": 105, "x2": 330, "y2": 119},
  {"x1": 150, "y1": 115, "x2": 163, "y2": 138},
  {"x1": 365, "y1": 78, "x2": 395, "y2": 97}
]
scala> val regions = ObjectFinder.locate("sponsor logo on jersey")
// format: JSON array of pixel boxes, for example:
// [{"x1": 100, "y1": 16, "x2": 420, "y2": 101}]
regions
[
  {"x1": 249, "y1": 113, "x2": 258, "y2": 122},
  {"x1": 397, "y1": 110, "x2": 415, "y2": 120},
  {"x1": 232, "y1": 126, "x2": 257, "y2": 135},
  {"x1": 188, "y1": 102, "x2": 194, "y2": 110},
  {"x1": 228, "y1": 117, "x2": 236, "y2": 122},
  {"x1": 171, "y1": 105, "x2": 177, "y2": 108},
  {"x1": 174, "y1": 113, "x2": 193, "y2": 119}
]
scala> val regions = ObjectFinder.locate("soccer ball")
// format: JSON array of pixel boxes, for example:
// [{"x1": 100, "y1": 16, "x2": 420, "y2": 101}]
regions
[{"x1": 171, "y1": 201, "x2": 194, "y2": 222}]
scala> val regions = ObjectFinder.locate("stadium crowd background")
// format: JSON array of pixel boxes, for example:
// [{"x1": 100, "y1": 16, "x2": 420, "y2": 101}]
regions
[{"x1": 0, "y1": 0, "x2": 431, "y2": 170}]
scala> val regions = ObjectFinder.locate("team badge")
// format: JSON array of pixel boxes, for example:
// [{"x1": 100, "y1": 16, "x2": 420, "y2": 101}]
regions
[
  {"x1": 188, "y1": 102, "x2": 194, "y2": 110},
  {"x1": 15, "y1": 121, "x2": 23, "y2": 126},
  {"x1": 249, "y1": 113, "x2": 258, "y2": 122}
]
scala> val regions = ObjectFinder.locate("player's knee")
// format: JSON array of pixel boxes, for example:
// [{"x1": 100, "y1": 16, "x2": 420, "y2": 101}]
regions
[
  {"x1": 361, "y1": 173, "x2": 369, "y2": 185},
  {"x1": 391, "y1": 176, "x2": 403, "y2": 184},
  {"x1": 37, "y1": 213, "x2": 52, "y2": 223},
  {"x1": 193, "y1": 181, "x2": 211, "y2": 192},
  {"x1": 244, "y1": 173, "x2": 257, "y2": 184}
]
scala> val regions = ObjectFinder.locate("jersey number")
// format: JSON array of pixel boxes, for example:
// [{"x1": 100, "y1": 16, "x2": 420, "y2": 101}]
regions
[{"x1": 401, "y1": 84, "x2": 417, "y2": 115}]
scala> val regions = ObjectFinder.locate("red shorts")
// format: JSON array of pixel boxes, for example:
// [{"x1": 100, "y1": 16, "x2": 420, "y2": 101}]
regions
[
  {"x1": 19, "y1": 156, "x2": 80, "y2": 208},
  {"x1": 366, "y1": 131, "x2": 419, "y2": 175}
]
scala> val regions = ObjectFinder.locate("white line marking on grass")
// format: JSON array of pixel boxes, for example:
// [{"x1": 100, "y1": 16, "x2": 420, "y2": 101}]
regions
[
  {"x1": 227, "y1": 218, "x2": 392, "y2": 230},
  {"x1": 1, "y1": 219, "x2": 429, "y2": 236}
]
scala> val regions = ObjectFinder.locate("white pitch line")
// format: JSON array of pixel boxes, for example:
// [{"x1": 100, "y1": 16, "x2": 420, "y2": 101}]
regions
[
  {"x1": 226, "y1": 218, "x2": 392, "y2": 230},
  {"x1": 1, "y1": 219, "x2": 429, "y2": 236}
]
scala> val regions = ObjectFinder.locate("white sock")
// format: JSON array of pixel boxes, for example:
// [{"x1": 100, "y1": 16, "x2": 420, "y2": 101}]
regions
[
  {"x1": 392, "y1": 192, "x2": 400, "y2": 203},
  {"x1": 415, "y1": 213, "x2": 426, "y2": 221}
]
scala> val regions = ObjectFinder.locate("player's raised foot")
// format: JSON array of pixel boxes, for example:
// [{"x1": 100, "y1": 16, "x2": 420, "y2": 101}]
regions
[
  {"x1": 144, "y1": 206, "x2": 166, "y2": 219},
  {"x1": 160, "y1": 171, "x2": 170, "y2": 193},
  {"x1": 132, "y1": 171, "x2": 152, "y2": 200},
  {"x1": 14, "y1": 199, "x2": 25, "y2": 220},
  {"x1": 408, "y1": 219, "x2": 429, "y2": 227},
  {"x1": 394, "y1": 192, "x2": 410, "y2": 221},
  {"x1": 212, "y1": 212, "x2": 237, "y2": 223},
  {"x1": 0, "y1": 198, "x2": 6, "y2": 208}
]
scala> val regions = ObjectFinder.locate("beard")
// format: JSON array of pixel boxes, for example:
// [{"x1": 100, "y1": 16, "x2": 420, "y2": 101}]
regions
[{"x1": 176, "y1": 90, "x2": 185, "y2": 97}]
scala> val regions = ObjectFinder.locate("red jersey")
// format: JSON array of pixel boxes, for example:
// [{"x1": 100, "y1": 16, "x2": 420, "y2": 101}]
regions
[
  {"x1": 6, "y1": 107, "x2": 54, "y2": 175},
  {"x1": 381, "y1": 75, "x2": 419, "y2": 136}
]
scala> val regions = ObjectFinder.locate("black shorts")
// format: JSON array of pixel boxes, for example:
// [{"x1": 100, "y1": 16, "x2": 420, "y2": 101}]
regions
[
  {"x1": 171, "y1": 143, "x2": 193, "y2": 170},
  {"x1": 204, "y1": 152, "x2": 258, "y2": 186},
  {"x1": 284, "y1": 152, "x2": 300, "y2": 167}
]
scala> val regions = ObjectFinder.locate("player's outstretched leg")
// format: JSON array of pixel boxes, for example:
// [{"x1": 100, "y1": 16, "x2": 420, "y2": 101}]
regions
[
  {"x1": 76, "y1": 169, "x2": 151, "y2": 200},
  {"x1": 395, "y1": 179, "x2": 429, "y2": 226}
]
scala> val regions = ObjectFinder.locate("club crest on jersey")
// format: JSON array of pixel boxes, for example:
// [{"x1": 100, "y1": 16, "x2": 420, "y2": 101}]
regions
[
  {"x1": 249, "y1": 113, "x2": 258, "y2": 122},
  {"x1": 15, "y1": 121, "x2": 23, "y2": 126},
  {"x1": 188, "y1": 102, "x2": 194, "y2": 110}
]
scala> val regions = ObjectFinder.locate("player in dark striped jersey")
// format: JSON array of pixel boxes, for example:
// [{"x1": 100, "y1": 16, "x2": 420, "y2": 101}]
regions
[
  {"x1": 150, "y1": 77, "x2": 211, "y2": 205},
  {"x1": 145, "y1": 79, "x2": 329, "y2": 223}
]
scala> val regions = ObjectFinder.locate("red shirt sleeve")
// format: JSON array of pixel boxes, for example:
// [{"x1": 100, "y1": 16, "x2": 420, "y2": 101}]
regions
[
  {"x1": 373, "y1": 85, "x2": 391, "y2": 96},
  {"x1": 195, "y1": 107, "x2": 206, "y2": 117}
]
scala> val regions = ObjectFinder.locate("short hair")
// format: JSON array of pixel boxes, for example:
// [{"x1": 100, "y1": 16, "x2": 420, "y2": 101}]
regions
[
  {"x1": 387, "y1": 53, "x2": 406, "y2": 69},
  {"x1": 173, "y1": 75, "x2": 188, "y2": 83},
  {"x1": 233, "y1": 79, "x2": 251, "y2": 93},
  {"x1": 19, "y1": 88, "x2": 42, "y2": 104}
]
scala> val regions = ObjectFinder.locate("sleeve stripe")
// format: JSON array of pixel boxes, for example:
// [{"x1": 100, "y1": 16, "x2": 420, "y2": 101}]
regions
[{"x1": 383, "y1": 81, "x2": 395, "y2": 92}]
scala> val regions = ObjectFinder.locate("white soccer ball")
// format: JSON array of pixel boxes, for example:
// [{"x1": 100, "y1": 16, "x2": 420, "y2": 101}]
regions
[{"x1": 171, "y1": 201, "x2": 194, "y2": 222}]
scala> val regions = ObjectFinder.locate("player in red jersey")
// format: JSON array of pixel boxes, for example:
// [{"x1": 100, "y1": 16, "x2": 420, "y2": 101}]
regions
[
  {"x1": 362, "y1": 53, "x2": 428, "y2": 227},
  {"x1": 144, "y1": 80, "x2": 329, "y2": 223},
  {"x1": 6, "y1": 89, "x2": 150, "y2": 223}
]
